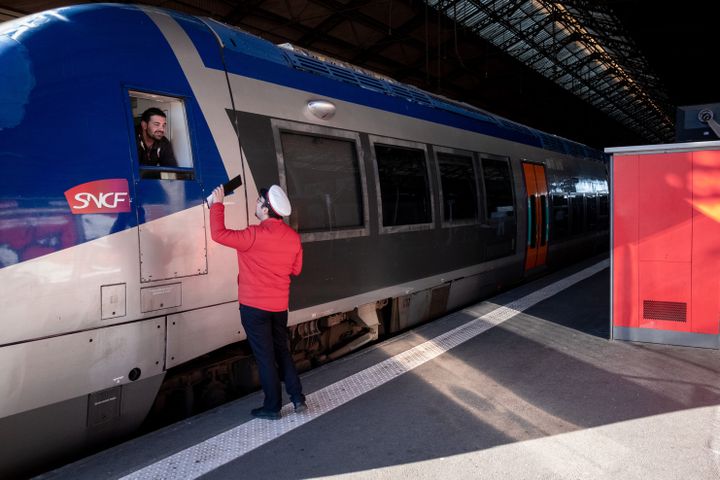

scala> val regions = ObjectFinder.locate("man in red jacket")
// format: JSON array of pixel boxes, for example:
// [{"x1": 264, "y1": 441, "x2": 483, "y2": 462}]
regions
[{"x1": 209, "y1": 184, "x2": 305, "y2": 419}]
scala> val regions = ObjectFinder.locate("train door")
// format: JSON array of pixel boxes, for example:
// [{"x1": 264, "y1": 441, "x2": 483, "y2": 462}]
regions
[
  {"x1": 522, "y1": 162, "x2": 549, "y2": 271},
  {"x1": 127, "y1": 90, "x2": 208, "y2": 284}
]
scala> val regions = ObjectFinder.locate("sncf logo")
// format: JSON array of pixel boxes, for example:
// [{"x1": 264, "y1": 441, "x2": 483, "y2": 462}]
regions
[{"x1": 64, "y1": 179, "x2": 131, "y2": 214}]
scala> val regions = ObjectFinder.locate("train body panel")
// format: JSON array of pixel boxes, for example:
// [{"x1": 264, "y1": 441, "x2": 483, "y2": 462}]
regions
[
  {"x1": 0, "y1": 4, "x2": 608, "y2": 476},
  {"x1": 0, "y1": 315, "x2": 165, "y2": 419}
]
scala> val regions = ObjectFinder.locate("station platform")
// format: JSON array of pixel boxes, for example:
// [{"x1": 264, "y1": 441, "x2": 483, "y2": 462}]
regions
[{"x1": 38, "y1": 256, "x2": 720, "y2": 480}]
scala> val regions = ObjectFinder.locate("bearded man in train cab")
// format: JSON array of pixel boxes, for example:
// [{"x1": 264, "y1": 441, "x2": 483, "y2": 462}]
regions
[
  {"x1": 209, "y1": 184, "x2": 306, "y2": 420},
  {"x1": 137, "y1": 107, "x2": 177, "y2": 167}
]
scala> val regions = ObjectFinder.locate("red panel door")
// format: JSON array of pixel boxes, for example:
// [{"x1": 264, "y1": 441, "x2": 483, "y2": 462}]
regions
[
  {"x1": 637, "y1": 153, "x2": 692, "y2": 332},
  {"x1": 691, "y1": 150, "x2": 720, "y2": 334},
  {"x1": 612, "y1": 154, "x2": 639, "y2": 328},
  {"x1": 523, "y1": 162, "x2": 549, "y2": 272}
]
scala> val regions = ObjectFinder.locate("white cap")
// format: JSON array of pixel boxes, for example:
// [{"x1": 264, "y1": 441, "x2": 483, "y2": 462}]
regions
[{"x1": 267, "y1": 185, "x2": 292, "y2": 216}]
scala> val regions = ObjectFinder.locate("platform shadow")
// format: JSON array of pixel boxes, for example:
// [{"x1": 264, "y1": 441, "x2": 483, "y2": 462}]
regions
[
  {"x1": 210, "y1": 298, "x2": 719, "y2": 479},
  {"x1": 522, "y1": 267, "x2": 610, "y2": 339}
]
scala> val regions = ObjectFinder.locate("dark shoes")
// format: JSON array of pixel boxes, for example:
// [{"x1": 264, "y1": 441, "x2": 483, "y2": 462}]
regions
[
  {"x1": 251, "y1": 398, "x2": 306, "y2": 419},
  {"x1": 251, "y1": 407, "x2": 281, "y2": 420},
  {"x1": 293, "y1": 400, "x2": 307, "y2": 413}
]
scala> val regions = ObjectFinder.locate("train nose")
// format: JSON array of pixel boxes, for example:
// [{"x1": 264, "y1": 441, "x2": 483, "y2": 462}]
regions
[{"x1": 0, "y1": 35, "x2": 36, "y2": 130}]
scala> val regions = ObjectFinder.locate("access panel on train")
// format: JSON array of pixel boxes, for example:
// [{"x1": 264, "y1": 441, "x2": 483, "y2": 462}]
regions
[{"x1": 608, "y1": 142, "x2": 720, "y2": 348}]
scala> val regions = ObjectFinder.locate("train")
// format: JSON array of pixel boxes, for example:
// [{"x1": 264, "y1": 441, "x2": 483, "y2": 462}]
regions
[{"x1": 0, "y1": 4, "x2": 609, "y2": 477}]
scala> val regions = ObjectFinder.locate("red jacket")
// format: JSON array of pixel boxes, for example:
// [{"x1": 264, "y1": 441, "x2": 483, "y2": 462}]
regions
[{"x1": 210, "y1": 204, "x2": 303, "y2": 312}]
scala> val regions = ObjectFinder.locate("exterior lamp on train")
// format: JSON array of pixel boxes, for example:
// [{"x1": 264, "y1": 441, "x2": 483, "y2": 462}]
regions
[{"x1": 307, "y1": 100, "x2": 336, "y2": 120}]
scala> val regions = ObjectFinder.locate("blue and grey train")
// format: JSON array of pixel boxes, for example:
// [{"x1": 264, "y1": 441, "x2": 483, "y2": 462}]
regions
[{"x1": 0, "y1": 4, "x2": 609, "y2": 476}]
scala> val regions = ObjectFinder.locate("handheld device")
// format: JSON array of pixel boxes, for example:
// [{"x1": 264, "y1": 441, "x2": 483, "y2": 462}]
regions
[{"x1": 206, "y1": 174, "x2": 243, "y2": 207}]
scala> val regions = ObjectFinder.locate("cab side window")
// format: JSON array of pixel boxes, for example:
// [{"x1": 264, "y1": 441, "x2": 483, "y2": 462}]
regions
[{"x1": 129, "y1": 91, "x2": 194, "y2": 180}]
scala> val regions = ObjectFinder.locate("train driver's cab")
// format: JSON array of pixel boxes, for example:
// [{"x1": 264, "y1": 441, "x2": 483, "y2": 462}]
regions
[
  {"x1": 125, "y1": 90, "x2": 208, "y2": 285},
  {"x1": 129, "y1": 91, "x2": 195, "y2": 181}
]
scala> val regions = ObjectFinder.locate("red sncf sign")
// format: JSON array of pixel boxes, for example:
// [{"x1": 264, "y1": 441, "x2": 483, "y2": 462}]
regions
[{"x1": 64, "y1": 179, "x2": 131, "y2": 214}]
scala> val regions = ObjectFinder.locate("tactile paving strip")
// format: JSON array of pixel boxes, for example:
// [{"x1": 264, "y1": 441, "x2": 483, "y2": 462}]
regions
[{"x1": 122, "y1": 260, "x2": 608, "y2": 479}]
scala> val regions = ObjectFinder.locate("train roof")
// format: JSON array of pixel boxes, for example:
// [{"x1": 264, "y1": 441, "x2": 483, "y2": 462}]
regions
[
  {"x1": 199, "y1": 14, "x2": 606, "y2": 162},
  {"x1": 0, "y1": 3, "x2": 606, "y2": 162}
]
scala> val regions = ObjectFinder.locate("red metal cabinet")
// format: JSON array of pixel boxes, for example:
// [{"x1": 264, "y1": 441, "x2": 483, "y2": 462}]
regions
[{"x1": 610, "y1": 144, "x2": 720, "y2": 348}]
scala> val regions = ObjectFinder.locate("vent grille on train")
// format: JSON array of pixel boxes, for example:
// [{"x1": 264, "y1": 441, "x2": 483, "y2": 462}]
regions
[{"x1": 643, "y1": 300, "x2": 687, "y2": 322}]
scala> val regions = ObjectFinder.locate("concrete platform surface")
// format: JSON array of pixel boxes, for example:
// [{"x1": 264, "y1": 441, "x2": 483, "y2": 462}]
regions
[{"x1": 38, "y1": 256, "x2": 720, "y2": 480}]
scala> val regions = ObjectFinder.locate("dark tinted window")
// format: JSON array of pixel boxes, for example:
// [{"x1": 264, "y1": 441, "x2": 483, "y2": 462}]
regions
[
  {"x1": 438, "y1": 153, "x2": 478, "y2": 223},
  {"x1": 482, "y1": 159, "x2": 514, "y2": 219},
  {"x1": 281, "y1": 133, "x2": 363, "y2": 233},
  {"x1": 587, "y1": 196, "x2": 598, "y2": 231},
  {"x1": 481, "y1": 158, "x2": 516, "y2": 258},
  {"x1": 551, "y1": 195, "x2": 570, "y2": 241},
  {"x1": 598, "y1": 194, "x2": 609, "y2": 230},
  {"x1": 571, "y1": 195, "x2": 585, "y2": 235},
  {"x1": 375, "y1": 145, "x2": 432, "y2": 227}
]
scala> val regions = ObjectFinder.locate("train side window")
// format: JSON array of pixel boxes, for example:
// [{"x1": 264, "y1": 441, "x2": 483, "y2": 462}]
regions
[
  {"x1": 570, "y1": 195, "x2": 585, "y2": 235},
  {"x1": 481, "y1": 157, "x2": 516, "y2": 258},
  {"x1": 272, "y1": 120, "x2": 369, "y2": 242},
  {"x1": 374, "y1": 143, "x2": 433, "y2": 231},
  {"x1": 129, "y1": 91, "x2": 194, "y2": 181},
  {"x1": 436, "y1": 152, "x2": 478, "y2": 225},
  {"x1": 481, "y1": 158, "x2": 515, "y2": 221},
  {"x1": 280, "y1": 132, "x2": 364, "y2": 234},
  {"x1": 551, "y1": 194, "x2": 570, "y2": 241},
  {"x1": 598, "y1": 194, "x2": 609, "y2": 229},
  {"x1": 587, "y1": 195, "x2": 599, "y2": 231}
]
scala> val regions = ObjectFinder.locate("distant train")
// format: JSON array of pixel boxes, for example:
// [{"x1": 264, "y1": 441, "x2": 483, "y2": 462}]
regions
[{"x1": 0, "y1": 4, "x2": 608, "y2": 476}]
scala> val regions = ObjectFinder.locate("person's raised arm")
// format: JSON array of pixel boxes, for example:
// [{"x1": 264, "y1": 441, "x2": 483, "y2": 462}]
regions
[{"x1": 209, "y1": 185, "x2": 255, "y2": 251}]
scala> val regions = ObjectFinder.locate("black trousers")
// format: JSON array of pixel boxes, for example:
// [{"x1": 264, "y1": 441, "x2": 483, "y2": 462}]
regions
[{"x1": 240, "y1": 304, "x2": 304, "y2": 412}]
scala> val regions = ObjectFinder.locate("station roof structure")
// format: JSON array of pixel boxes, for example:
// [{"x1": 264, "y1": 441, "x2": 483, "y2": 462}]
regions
[{"x1": 1, "y1": 1, "x2": 717, "y2": 149}]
